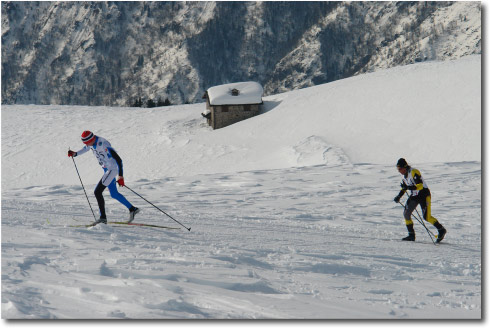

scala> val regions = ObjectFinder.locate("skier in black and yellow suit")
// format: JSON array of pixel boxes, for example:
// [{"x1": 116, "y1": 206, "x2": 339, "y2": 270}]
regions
[{"x1": 394, "y1": 158, "x2": 447, "y2": 243}]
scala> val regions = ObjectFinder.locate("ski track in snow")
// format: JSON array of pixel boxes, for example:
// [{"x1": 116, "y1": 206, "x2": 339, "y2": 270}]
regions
[{"x1": 2, "y1": 162, "x2": 481, "y2": 319}]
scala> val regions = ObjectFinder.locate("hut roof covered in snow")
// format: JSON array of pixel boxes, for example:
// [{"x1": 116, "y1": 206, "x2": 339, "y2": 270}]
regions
[{"x1": 206, "y1": 82, "x2": 263, "y2": 106}]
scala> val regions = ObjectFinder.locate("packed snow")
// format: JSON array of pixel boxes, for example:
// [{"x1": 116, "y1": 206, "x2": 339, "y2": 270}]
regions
[
  {"x1": 206, "y1": 81, "x2": 263, "y2": 105},
  {"x1": 1, "y1": 55, "x2": 481, "y2": 320}
]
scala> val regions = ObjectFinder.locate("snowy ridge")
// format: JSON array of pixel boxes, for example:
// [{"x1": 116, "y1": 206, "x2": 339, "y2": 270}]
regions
[{"x1": 1, "y1": 56, "x2": 481, "y2": 319}]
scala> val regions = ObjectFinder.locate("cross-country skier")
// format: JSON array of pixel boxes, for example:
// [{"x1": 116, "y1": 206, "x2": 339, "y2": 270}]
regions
[
  {"x1": 393, "y1": 158, "x2": 446, "y2": 242},
  {"x1": 68, "y1": 131, "x2": 140, "y2": 224}
]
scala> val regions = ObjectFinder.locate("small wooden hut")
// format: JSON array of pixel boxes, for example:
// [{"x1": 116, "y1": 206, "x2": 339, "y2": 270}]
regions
[{"x1": 202, "y1": 82, "x2": 263, "y2": 129}]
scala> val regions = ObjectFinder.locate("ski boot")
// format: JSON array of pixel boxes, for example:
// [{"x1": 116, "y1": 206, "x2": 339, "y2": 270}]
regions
[
  {"x1": 402, "y1": 233, "x2": 415, "y2": 241},
  {"x1": 436, "y1": 228, "x2": 446, "y2": 243},
  {"x1": 402, "y1": 224, "x2": 415, "y2": 241},
  {"x1": 95, "y1": 216, "x2": 107, "y2": 224},
  {"x1": 128, "y1": 207, "x2": 140, "y2": 223}
]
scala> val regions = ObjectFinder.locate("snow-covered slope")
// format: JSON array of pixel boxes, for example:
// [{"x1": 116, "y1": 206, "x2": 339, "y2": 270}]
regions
[
  {"x1": 1, "y1": 56, "x2": 481, "y2": 319},
  {"x1": 1, "y1": 55, "x2": 481, "y2": 190}
]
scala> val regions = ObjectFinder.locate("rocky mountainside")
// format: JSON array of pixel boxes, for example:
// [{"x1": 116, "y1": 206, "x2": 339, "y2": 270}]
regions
[{"x1": 1, "y1": 1, "x2": 481, "y2": 106}]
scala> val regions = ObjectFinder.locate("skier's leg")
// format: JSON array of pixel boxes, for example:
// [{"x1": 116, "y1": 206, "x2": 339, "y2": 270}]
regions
[
  {"x1": 422, "y1": 195, "x2": 438, "y2": 225},
  {"x1": 107, "y1": 179, "x2": 133, "y2": 209},
  {"x1": 403, "y1": 198, "x2": 418, "y2": 239},
  {"x1": 424, "y1": 195, "x2": 446, "y2": 241},
  {"x1": 403, "y1": 198, "x2": 418, "y2": 225},
  {"x1": 103, "y1": 168, "x2": 138, "y2": 221},
  {"x1": 94, "y1": 168, "x2": 116, "y2": 221},
  {"x1": 94, "y1": 180, "x2": 107, "y2": 219}
]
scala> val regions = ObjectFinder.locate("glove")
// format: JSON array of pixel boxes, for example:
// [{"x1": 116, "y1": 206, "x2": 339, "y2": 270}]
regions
[
  {"x1": 117, "y1": 176, "x2": 125, "y2": 187},
  {"x1": 68, "y1": 150, "x2": 76, "y2": 157},
  {"x1": 394, "y1": 195, "x2": 402, "y2": 203},
  {"x1": 400, "y1": 182, "x2": 408, "y2": 190}
]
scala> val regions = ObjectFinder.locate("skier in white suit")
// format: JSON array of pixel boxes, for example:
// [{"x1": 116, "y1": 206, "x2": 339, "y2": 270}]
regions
[{"x1": 68, "y1": 131, "x2": 140, "y2": 224}]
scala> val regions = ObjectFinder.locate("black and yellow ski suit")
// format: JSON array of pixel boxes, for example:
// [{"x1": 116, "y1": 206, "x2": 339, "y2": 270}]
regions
[{"x1": 395, "y1": 166, "x2": 445, "y2": 238}]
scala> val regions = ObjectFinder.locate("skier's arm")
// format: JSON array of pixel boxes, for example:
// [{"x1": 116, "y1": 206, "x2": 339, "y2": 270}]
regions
[
  {"x1": 394, "y1": 188, "x2": 406, "y2": 203},
  {"x1": 108, "y1": 148, "x2": 123, "y2": 177},
  {"x1": 68, "y1": 146, "x2": 89, "y2": 157}
]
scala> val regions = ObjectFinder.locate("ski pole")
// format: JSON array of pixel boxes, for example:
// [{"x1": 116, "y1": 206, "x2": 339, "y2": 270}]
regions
[
  {"x1": 413, "y1": 207, "x2": 437, "y2": 238},
  {"x1": 124, "y1": 185, "x2": 191, "y2": 231},
  {"x1": 70, "y1": 151, "x2": 97, "y2": 222},
  {"x1": 413, "y1": 210, "x2": 437, "y2": 245},
  {"x1": 397, "y1": 200, "x2": 436, "y2": 245}
]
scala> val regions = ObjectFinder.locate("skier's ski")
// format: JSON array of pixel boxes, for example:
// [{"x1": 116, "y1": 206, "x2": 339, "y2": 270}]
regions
[
  {"x1": 109, "y1": 221, "x2": 180, "y2": 229},
  {"x1": 397, "y1": 239, "x2": 441, "y2": 245},
  {"x1": 65, "y1": 220, "x2": 179, "y2": 229},
  {"x1": 69, "y1": 222, "x2": 101, "y2": 228}
]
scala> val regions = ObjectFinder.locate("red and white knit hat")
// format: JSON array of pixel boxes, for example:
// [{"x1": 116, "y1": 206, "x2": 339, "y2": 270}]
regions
[{"x1": 81, "y1": 131, "x2": 95, "y2": 144}]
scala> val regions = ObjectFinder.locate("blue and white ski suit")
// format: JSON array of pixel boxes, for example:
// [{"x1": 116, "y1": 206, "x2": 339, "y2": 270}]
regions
[{"x1": 75, "y1": 136, "x2": 133, "y2": 217}]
